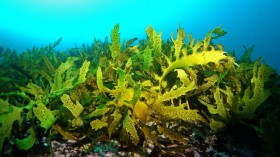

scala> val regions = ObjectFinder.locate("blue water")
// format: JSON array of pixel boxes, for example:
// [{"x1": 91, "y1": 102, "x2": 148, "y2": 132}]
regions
[{"x1": 0, "y1": 0, "x2": 279, "y2": 72}]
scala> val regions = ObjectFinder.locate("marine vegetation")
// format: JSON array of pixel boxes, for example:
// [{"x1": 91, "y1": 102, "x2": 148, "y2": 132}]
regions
[{"x1": 0, "y1": 24, "x2": 279, "y2": 156}]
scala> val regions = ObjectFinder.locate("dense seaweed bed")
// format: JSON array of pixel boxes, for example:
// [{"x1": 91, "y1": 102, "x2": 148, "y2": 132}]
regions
[{"x1": 1, "y1": 25, "x2": 280, "y2": 156}]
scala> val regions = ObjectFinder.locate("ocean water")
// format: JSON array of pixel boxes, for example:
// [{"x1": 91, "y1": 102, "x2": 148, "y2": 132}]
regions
[{"x1": 0, "y1": 0, "x2": 279, "y2": 72}]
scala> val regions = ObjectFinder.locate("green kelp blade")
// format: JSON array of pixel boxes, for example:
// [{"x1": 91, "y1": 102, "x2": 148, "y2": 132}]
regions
[
  {"x1": 33, "y1": 103, "x2": 56, "y2": 130},
  {"x1": 15, "y1": 128, "x2": 36, "y2": 150},
  {"x1": 0, "y1": 100, "x2": 22, "y2": 154},
  {"x1": 123, "y1": 112, "x2": 139, "y2": 145},
  {"x1": 97, "y1": 66, "x2": 104, "y2": 92}
]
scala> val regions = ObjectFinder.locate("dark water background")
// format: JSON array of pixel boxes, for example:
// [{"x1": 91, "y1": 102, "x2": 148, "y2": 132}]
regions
[{"x1": 0, "y1": 0, "x2": 279, "y2": 72}]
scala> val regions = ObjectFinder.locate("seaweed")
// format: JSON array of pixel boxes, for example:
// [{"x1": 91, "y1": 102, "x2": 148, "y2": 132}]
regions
[
  {"x1": 239, "y1": 44, "x2": 255, "y2": 63},
  {"x1": 0, "y1": 24, "x2": 279, "y2": 156}
]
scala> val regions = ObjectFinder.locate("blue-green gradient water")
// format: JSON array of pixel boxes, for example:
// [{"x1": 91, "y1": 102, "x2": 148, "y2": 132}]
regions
[{"x1": 0, "y1": 0, "x2": 279, "y2": 72}]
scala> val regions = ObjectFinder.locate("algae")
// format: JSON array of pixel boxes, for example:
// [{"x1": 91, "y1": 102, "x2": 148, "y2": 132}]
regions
[{"x1": 0, "y1": 24, "x2": 279, "y2": 156}]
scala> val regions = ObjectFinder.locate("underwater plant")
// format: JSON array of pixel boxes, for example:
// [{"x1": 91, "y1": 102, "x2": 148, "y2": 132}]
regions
[{"x1": 0, "y1": 24, "x2": 279, "y2": 156}]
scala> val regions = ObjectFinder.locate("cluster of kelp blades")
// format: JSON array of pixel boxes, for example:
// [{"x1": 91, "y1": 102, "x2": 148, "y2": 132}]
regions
[{"x1": 0, "y1": 24, "x2": 279, "y2": 156}]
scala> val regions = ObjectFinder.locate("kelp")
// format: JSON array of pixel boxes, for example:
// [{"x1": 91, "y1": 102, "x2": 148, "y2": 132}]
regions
[
  {"x1": 0, "y1": 24, "x2": 278, "y2": 156},
  {"x1": 239, "y1": 44, "x2": 255, "y2": 63},
  {"x1": 0, "y1": 99, "x2": 23, "y2": 154}
]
